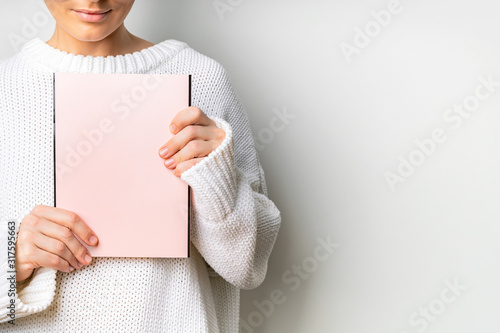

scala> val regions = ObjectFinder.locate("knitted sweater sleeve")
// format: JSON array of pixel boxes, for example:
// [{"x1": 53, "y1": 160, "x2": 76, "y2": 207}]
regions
[
  {"x1": 0, "y1": 215, "x2": 57, "y2": 324},
  {"x1": 181, "y1": 64, "x2": 281, "y2": 290}
]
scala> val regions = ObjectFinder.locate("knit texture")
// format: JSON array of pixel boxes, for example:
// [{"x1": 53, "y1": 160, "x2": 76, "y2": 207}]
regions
[{"x1": 0, "y1": 37, "x2": 281, "y2": 332}]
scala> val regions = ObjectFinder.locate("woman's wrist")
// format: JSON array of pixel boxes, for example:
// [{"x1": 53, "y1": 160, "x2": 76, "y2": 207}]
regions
[{"x1": 180, "y1": 117, "x2": 238, "y2": 221}]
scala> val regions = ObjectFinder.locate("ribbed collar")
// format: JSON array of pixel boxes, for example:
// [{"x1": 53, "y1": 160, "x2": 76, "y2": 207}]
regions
[{"x1": 20, "y1": 37, "x2": 188, "y2": 74}]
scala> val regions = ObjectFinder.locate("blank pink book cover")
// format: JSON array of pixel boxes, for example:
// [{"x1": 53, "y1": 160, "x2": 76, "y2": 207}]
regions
[{"x1": 54, "y1": 73, "x2": 190, "y2": 258}]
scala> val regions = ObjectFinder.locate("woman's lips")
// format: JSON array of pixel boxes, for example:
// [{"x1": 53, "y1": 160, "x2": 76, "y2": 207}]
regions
[{"x1": 73, "y1": 10, "x2": 111, "y2": 23}]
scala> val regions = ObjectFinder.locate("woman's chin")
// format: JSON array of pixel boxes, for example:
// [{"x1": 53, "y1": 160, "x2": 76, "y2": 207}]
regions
[{"x1": 69, "y1": 30, "x2": 112, "y2": 43}]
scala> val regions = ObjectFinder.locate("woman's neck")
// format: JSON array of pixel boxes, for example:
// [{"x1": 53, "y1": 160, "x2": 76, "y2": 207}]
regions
[{"x1": 46, "y1": 24, "x2": 155, "y2": 57}]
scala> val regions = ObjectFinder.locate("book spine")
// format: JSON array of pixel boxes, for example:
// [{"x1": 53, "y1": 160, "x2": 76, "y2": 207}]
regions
[
  {"x1": 53, "y1": 72, "x2": 56, "y2": 208},
  {"x1": 188, "y1": 74, "x2": 192, "y2": 258}
]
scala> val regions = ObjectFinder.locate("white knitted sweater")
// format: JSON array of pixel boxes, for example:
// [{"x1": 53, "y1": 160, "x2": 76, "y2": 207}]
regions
[{"x1": 0, "y1": 37, "x2": 281, "y2": 332}]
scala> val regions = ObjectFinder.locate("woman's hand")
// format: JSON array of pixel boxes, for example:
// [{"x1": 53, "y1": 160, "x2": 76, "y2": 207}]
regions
[
  {"x1": 158, "y1": 106, "x2": 226, "y2": 177},
  {"x1": 15, "y1": 205, "x2": 99, "y2": 282}
]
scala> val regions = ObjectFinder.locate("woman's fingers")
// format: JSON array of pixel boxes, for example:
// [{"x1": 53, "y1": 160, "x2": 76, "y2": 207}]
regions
[
  {"x1": 32, "y1": 231, "x2": 83, "y2": 270},
  {"x1": 157, "y1": 106, "x2": 226, "y2": 177},
  {"x1": 163, "y1": 140, "x2": 215, "y2": 169},
  {"x1": 172, "y1": 158, "x2": 205, "y2": 177},
  {"x1": 169, "y1": 107, "x2": 214, "y2": 135},
  {"x1": 31, "y1": 205, "x2": 99, "y2": 246},
  {"x1": 158, "y1": 125, "x2": 219, "y2": 159},
  {"x1": 36, "y1": 216, "x2": 93, "y2": 267},
  {"x1": 20, "y1": 214, "x2": 92, "y2": 270},
  {"x1": 14, "y1": 205, "x2": 98, "y2": 281},
  {"x1": 31, "y1": 244, "x2": 74, "y2": 273},
  {"x1": 16, "y1": 232, "x2": 73, "y2": 274}
]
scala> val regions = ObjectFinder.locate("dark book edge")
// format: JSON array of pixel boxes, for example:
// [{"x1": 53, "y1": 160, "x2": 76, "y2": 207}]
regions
[
  {"x1": 187, "y1": 74, "x2": 192, "y2": 258},
  {"x1": 53, "y1": 72, "x2": 56, "y2": 208}
]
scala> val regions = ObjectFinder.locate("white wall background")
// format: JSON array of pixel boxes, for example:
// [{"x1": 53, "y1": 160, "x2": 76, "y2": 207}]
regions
[{"x1": 2, "y1": 1, "x2": 500, "y2": 332}]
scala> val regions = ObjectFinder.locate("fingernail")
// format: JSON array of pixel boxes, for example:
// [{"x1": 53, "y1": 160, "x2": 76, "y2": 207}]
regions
[
  {"x1": 77, "y1": 262, "x2": 83, "y2": 268},
  {"x1": 160, "y1": 147, "x2": 168, "y2": 157},
  {"x1": 170, "y1": 124, "x2": 177, "y2": 133},
  {"x1": 85, "y1": 254, "x2": 92, "y2": 264},
  {"x1": 89, "y1": 235, "x2": 97, "y2": 245},
  {"x1": 68, "y1": 267, "x2": 74, "y2": 272},
  {"x1": 164, "y1": 159, "x2": 174, "y2": 167}
]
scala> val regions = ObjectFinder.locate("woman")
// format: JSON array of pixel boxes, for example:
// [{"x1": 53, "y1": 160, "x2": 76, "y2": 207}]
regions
[{"x1": 0, "y1": 1, "x2": 281, "y2": 332}]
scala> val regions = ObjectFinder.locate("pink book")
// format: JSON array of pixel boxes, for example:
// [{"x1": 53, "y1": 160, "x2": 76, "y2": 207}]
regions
[{"x1": 53, "y1": 73, "x2": 190, "y2": 258}]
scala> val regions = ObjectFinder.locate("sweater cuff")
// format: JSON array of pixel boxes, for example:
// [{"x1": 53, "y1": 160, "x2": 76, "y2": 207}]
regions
[
  {"x1": 0, "y1": 212, "x2": 57, "y2": 323},
  {"x1": 180, "y1": 117, "x2": 237, "y2": 222}
]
